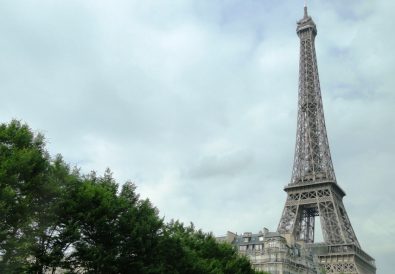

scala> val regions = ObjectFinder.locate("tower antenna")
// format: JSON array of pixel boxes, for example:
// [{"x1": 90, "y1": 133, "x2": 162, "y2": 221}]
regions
[{"x1": 304, "y1": 0, "x2": 308, "y2": 17}]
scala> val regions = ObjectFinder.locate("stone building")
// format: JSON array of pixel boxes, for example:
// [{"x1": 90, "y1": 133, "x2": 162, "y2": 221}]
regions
[{"x1": 218, "y1": 229, "x2": 318, "y2": 274}]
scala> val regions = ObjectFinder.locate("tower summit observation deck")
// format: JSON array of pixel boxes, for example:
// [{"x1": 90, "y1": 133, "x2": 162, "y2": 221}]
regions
[{"x1": 276, "y1": 5, "x2": 376, "y2": 274}]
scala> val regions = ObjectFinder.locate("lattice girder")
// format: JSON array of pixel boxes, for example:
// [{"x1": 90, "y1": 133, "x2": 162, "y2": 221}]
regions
[
  {"x1": 278, "y1": 183, "x2": 359, "y2": 246},
  {"x1": 291, "y1": 8, "x2": 336, "y2": 185},
  {"x1": 322, "y1": 262, "x2": 358, "y2": 274}
]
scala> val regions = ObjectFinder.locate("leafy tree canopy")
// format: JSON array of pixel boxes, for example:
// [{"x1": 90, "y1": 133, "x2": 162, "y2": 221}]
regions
[{"x1": 0, "y1": 120, "x2": 266, "y2": 274}]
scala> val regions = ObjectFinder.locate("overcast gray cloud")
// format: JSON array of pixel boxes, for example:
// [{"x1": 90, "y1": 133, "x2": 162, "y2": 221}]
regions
[{"x1": 1, "y1": 0, "x2": 394, "y2": 273}]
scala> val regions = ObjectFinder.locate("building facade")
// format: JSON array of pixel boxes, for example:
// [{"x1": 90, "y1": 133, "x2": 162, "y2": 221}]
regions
[{"x1": 218, "y1": 229, "x2": 318, "y2": 274}]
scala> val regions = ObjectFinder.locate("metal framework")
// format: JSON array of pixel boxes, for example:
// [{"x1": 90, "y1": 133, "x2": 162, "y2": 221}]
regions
[{"x1": 277, "y1": 6, "x2": 376, "y2": 274}]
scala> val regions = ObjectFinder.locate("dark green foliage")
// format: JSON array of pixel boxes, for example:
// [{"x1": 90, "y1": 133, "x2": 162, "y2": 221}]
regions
[
  {"x1": 0, "y1": 120, "x2": 52, "y2": 273},
  {"x1": 0, "y1": 120, "x2": 264, "y2": 274},
  {"x1": 155, "y1": 221, "x2": 265, "y2": 274}
]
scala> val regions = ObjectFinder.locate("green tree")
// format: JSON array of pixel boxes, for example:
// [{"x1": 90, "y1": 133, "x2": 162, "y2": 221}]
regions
[
  {"x1": 0, "y1": 120, "x2": 51, "y2": 273},
  {"x1": 0, "y1": 120, "x2": 266, "y2": 274},
  {"x1": 55, "y1": 171, "x2": 164, "y2": 274},
  {"x1": 116, "y1": 181, "x2": 164, "y2": 273},
  {"x1": 29, "y1": 156, "x2": 81, "y2": 274},
  {"x1": 155, "y1": 221, "x2": 267, "y2": 274},
  {"x1": 0, "y1": 120, "x2": 81, "y2": 273},
  {"x1": 59, "y1": 169, "x2": 122, "y2": 273}
]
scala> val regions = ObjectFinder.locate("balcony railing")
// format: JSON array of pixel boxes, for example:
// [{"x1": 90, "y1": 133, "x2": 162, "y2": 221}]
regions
[{"x1": 306, "y1": 243, "x2": 376, "y2": 267}]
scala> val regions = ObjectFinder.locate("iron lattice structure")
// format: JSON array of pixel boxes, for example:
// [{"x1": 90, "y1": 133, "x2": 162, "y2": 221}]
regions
[{"x1": 277, "y1": 7, "x2": 376, "y2": 274}]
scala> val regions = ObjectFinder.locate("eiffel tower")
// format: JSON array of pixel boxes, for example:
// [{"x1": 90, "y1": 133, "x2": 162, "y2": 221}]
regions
[{"x1": 277, "y1": 5, "x2": 376, "y2": 274}]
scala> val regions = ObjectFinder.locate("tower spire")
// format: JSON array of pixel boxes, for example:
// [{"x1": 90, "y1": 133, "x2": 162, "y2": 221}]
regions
[{"x1": 304, "y1": 0, "x2": 308, "y2": 18}]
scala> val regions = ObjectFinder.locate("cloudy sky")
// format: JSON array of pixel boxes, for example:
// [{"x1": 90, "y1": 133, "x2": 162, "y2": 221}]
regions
[{"x1": 1, "y1": 0, "x2": 394, "y2": 272}]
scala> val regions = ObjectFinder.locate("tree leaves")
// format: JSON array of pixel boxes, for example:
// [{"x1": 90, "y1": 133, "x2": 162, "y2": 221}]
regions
[{"x1": 0, "y1": 120, "x2": 265, "y2": 274}]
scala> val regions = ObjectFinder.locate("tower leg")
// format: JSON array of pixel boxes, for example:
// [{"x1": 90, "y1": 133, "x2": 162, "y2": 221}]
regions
[{"x1": 278, "y1": 204, "x2": 298, "y2": 234}]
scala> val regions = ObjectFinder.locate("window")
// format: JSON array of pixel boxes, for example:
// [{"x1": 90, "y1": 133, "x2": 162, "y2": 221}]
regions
[
  {"x1": 259, "y1": 236, "x2": 264, "y2": 241},
  {"x1": 239, "y1": 245, "x2": 247, "y2": 251},
  {"x1": 243, "y1": 237, "x2": 250, "y2": 243}
]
